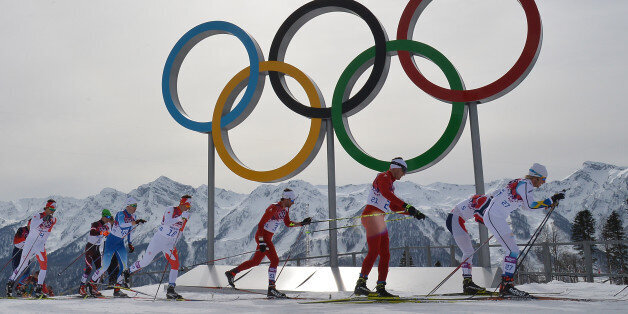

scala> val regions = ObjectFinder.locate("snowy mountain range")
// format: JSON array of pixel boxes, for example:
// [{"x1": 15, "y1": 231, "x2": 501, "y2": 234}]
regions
[{"x1": 0, "y1": 161, "x2": 626, "y2": 294}]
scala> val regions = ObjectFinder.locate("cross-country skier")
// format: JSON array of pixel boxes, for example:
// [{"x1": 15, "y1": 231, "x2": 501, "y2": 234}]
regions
[
  {"x1": 225, "y1": 189, "x2": 312, "y2": 299},
  {"x1": 446, "y1": 194, "x2": 492, "y2": 294},
  {"x1": 11, "y1": 225, "x2": 31, "y2": 284},
  {"x1": 124, "y1": 195, "x2": 192, "y2": 300},
  {"x1": 482, "y1": 163, "x2": 564, "y2": 297},
  {"x1": 354, "y1": 157, "x2": 426, "y2": 297},
  {"x1": 5, "y1": 199, "x2": 58, "y2": 298},
  {"x1": 87, "y1": 197, "x2": 146, "y2": 297},
  {"x1": 78, "y1": 209, "x2": 113, "y2": 296}
]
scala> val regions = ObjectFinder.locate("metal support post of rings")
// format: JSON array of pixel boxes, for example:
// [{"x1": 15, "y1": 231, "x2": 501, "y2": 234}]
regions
[{"x1": 162, "y1": 0, "x2": 543, "y2": 182}]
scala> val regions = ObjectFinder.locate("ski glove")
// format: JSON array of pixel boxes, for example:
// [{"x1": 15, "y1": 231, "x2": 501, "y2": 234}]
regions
[
  {"x1": 404, "y1": 203, "x2": 426, "y2": 220},
  {"x1": 135, "y1": 219, "x2": 147, "y2": 225},
  {"x1": 300, "y1": 217, "x2": 312, "y2": 226},
  {"x1": 128, "y1": 244, "x2": 135, "y2": 253},
  {"x1": 551, "y1": 192, "x2": 565, "y2": 203},
  {"x1": 413, "y1": 211, "x2": 426, "y2": 220},
  {"x1": 258, "y1": 241, "x2": 267, "y2": 253}
]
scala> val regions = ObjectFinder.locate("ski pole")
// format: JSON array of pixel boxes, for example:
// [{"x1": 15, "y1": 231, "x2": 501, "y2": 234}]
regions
[
  {"x1": 513, "y1": 195, "x2": 563, "y2": 280},
  {"x1": 511, "y1": 210, "x2": 554, "y2": 282},
  {"x1": 614, "y1": 285, "x2": 628, "y2": 297},
  {"x1": 153, "y1": 259, "x2": 171, "y2": 301},
  {"x1": 425, "y1": 235, "x2": 494, "y2": 297},
  {"x1": 276, "y1": 227, "x2": 305, "y2": 282},
  {"x1": 309, "y1": 211, "x2": 395, "y2": 224},
  {"x1": 57, "y1": 241, "x2": 96, "y2": 276},
  {"x1": 59, "y1": 223, "x2": 140, "y2": 277},
  {"x1": 153, "y1": 226, "x2": 185, "y2": 301},
  {"x1": 306, "y1": 216, "x2": 414, "y2": 234},
  {"x1": 0, "y1": 246, "x2": 28, "y2": 274},
  {"x1": 179, "y1": 250, "x2": 259, "y2": 271},
  {"x1": 9, "y1": 232, "x2": 42, "y2": 286}
]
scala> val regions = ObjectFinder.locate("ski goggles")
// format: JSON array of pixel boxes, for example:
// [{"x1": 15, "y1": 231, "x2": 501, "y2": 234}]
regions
[
  {"x1": 529, "y1": 168, "x2": 546, "y2": 181},
  {"x1": 45, "y1": 200, "x2": 56, "y2": 211},
  {"x1": 180, "y1": 197, "x2": 192, "y2": 207}
]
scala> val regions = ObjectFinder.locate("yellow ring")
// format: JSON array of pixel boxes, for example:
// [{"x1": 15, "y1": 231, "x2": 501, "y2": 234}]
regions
[{"x1": 212, "y1": 61, "x2": 325, "y2": 182}]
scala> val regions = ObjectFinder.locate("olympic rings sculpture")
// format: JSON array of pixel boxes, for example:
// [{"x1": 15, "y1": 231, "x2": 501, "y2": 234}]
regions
[{"x1": 162, "y1": 0, "x2": 542, "y2": 182}]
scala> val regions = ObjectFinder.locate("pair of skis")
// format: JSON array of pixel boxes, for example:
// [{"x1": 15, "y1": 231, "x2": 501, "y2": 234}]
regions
[{"x1": 302, "y1": 292, "x2": 593, "y2": 304}]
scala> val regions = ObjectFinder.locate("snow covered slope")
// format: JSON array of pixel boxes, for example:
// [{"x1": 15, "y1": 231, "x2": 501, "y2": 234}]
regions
[{"x1": 1, "y1": 281, "x2": 627, "y2": 313}]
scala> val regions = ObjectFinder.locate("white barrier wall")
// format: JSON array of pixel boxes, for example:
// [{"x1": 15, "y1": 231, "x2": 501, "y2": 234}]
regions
[{"x1": 177, "y1": 265, "x2": 500, "y2": 294}]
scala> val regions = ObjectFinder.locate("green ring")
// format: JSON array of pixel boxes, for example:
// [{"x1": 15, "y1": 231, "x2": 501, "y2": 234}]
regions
[{"x1": 331, "y1": 39, "x2": 467, "y2": 173}]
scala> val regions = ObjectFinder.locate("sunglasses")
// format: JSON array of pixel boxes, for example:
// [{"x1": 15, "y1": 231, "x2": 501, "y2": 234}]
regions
[
  {"x1": 46, "y1": 207, "x2": 56, "y2": 212},
  {"x1": 104, "y1": 215, "x2": 113, "y2": 219},
  {"x1": 129, "y1": 204, "x2": 138, "y2": 208}
]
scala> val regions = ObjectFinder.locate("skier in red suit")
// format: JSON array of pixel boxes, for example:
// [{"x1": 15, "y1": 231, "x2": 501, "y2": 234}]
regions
[
  {"x1": 225, "y1": 189, "x2": 311, "y2": 298},
  {"x1": 354, "y1": 157, "x2": 426, "y2": 297}
]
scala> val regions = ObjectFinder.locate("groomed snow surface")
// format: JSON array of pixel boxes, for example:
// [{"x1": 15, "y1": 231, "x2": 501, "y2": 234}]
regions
[{"x1": 1, "y1": 281, "x2": 627, "y2": 313}]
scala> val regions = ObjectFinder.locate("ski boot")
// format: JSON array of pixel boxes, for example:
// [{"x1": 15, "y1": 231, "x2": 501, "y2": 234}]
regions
[
  {"x1": 353, "y1": 277, "x2": 372, "y2": 296},
  {"x1": 225, "y1": 269, "x2": 237, "y2": 288},
  {"x1": 499, "y1": 277, "x2": 529, "y2": 297},
  {"x1": 166, "y1": 285, "x2": 183, "y2": 300},
  {"x1": 79, "y1": 284, "x2": 88, "y2": 297},
  {"x1": 375, "y1": 282, "x2": 398, "y2": 298},
  {"x1": 267, "y1": 285, "x2": 287, "y2": 299},
  {"x1": 33, "y1": 284, "x2": 47, "y2": 298},
  {"x1": 6, "y1": 280, "x2": 14, "y2": 297},
  {"x1": 87, "y1": 280, "x2": 102, "y2": 297},
  {"x1": 113, "y1": 287, "x2": 129, "y2": 298},
  {"x1": 463, "y1": 277, "x2": 487, "y2": 295}
]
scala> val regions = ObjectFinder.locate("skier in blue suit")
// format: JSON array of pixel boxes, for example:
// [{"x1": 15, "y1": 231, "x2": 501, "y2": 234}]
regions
[{"x1": 87, "y1": 197, "x2": 145, "y2": 297}]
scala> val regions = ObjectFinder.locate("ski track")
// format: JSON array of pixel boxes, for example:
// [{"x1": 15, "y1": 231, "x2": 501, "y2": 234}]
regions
[{"x1": 1, "y1": 282, "x2": 627, "y2": 313}]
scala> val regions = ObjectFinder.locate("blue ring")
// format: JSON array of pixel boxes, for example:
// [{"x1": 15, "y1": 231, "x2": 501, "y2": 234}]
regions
[{"x1": 162, "y1": 21, "x2": 263, "y2": 133}]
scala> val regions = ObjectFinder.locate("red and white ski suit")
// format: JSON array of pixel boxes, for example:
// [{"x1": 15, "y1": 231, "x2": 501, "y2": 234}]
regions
[
  {"x1": 360, "y1": 170, "x2": 408, "y2": 283},
  {"x1": 447, "y1": 195, "x2": 491, "y2": 277},
  {"x1": 10, "y1": 212, "x2": 56, "y2": 285},
  {"x1": 129, "y1": 206, "x2": 189, "y2": 286},
  {"x1": 235, "y1": 202, "x2": 298, "y2": 283}
]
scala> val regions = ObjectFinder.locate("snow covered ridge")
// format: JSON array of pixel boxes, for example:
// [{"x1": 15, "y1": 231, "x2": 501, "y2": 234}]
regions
[{"x1": 0, "y1": 161, "x2": 625, "y2": 262}]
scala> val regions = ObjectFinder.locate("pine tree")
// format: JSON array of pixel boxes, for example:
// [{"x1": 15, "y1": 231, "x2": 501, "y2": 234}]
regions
[
  {"x1": 571, "y1": 210, "x2": 596, "y2": 257},
  {"x1": 601, "y1": 211, "x2": 627, "y2": 284}
]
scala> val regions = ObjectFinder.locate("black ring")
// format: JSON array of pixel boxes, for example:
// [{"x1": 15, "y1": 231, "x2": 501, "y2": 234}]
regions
[{"x1": 269, "y1": 0, "x2": 390, "y2": 119}]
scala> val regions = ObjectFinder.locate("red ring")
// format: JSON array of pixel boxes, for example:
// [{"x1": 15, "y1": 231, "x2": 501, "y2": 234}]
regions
[{"x1": 396, "y1": 0, "x2": 542, "y2": 103}]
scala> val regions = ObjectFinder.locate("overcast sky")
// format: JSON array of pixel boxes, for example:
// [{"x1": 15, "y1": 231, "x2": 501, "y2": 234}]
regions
[{"x1": 0, "y1": 0, "x2": 626, "y2": 201}]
